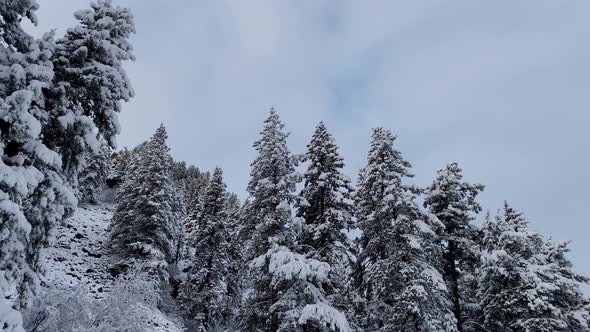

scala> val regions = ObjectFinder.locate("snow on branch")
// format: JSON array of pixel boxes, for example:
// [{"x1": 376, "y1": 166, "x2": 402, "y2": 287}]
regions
[
  {"x1": 298, "y1": 303, "x2": 351, "y2": 332},
  {"x1": 251, "y1": 245, "x2": 330, "y2": 286}
]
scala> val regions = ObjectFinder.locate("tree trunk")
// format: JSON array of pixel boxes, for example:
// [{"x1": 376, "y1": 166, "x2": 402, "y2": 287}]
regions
[{"x1": 447, "y1": 240, "x2": 463, "y2": 332}]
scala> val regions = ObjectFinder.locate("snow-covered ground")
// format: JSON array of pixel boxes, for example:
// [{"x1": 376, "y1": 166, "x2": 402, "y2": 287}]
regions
[
  {"x1": 35, "y1": 203, "x2": 185, "y2": 332},
  {"x1": 40, "y1": 204, "x2": 115, "y2": 299}
]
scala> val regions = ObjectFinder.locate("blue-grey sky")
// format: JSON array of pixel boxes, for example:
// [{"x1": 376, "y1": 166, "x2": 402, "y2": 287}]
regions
[{"x1": 30, "y1": 1, "x2": 589, "y2": 286}]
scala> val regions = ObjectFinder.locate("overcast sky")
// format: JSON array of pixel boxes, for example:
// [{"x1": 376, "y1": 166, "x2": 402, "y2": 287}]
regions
[{"x1": 30, "y1": 1, "x2": 590, "y2": 285}]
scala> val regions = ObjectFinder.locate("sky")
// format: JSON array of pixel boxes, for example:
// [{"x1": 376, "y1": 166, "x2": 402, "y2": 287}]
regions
[{"x1": 29, "y1": 1, "x2": 590, "y2": 285}]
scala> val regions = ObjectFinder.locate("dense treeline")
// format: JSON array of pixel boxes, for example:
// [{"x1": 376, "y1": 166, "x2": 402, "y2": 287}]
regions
[
  {"x1": 88, "y1": 109, "x2": 588, "y2": 332},
  {"x1": 1, "y1": 1, "x2": 589, "y2": 332}
]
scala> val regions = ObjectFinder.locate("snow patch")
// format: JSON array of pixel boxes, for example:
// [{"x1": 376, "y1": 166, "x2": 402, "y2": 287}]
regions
[{"x1": 299, "y1": 303, "x2": 351, "y2": 332}]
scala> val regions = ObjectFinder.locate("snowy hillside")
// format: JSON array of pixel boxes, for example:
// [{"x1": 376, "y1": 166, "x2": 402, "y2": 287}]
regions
[
  {"x1": 25, "y1": 203, "x2": 184, "y2": 332},
  {"x1": 2, "y1": 2, "x2": 589, "y2": 329},
  {"x1": 40, "y1": 204, "x2": 114, "y2": 299}
]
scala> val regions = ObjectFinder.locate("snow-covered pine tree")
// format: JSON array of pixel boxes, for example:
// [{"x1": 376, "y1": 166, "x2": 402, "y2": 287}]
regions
[
  {"x1": 110, "y1": 124, "x2": 177, "y2": 265},
  {"x1": 180, "y1": 168, "x2": 210, "y2": 239},
  {"x1": 240, "y1": 109, "x2": 297, "y2": 331},
  {"x1": 106, "y1": 147, "x2": 131, "y2": 187},
  {"x1": 1, "y1": 2, "x2": 136, "y2": 328},
  {"x1": 44, "y1": 0, "x2": 135, "y2": 178},
  {"x1": 297, "y1": 121, "x2": 354, "y2": 264},
  {"x1": 170, "y1": 161, "x2": 192, "y2": 214},
  {"x1": 186, "y1": 167, "x2": 209, "y2": 208},
  {"x1": 222, "y1": 192, "x2": 245, "y2": 324},
  {"x1": 241, "y1": 120, "x2": 355, "y2": 332},
  {"x1": 20, "y1": 32, "x2": 78, "y2": 294},
  {"x1": 355, "y1": 128, "x2": 457, "y2": 332},
  {"x1": 423, "y1": 162, "x2": 484, "y2": 332},
  {"x1": 0, "y1": 1, "x2": 136, "y2": 329},
  {"x1": 166, "y1": 161, "x2": 195, "y2": 268},
  {"x1": 478, "y1": 202, "x2": 590, "y2": 332},
  {"x1": 296, "y1": 121, "x2": 355, "y2": 328},
  {"x1": 78, "y1": 141, "x2": 111, "y2": 204},
  {"x1": 0, "y1": 0, "x2": 38, "y2": 52},
  {"x1": 244, "y1": 109, "x2": 298, "y2": 252},
  {"x1": 183, "y1": 193, "x2": 202, "y2": 242},
  {"x1": 240, "y1": 109, "x2": 317, "y2": 332},
  {"x1": 179, "y1": 167, "x2": 229, "y2": 331},
  {"x1": 544, "y1": 242, "x2": 590, "y2": 331},
  {"x1": 356, "y1": 128, "x2": 412, "y2": 268},
  {"x1": 224, "y1": 192, "x2": 241, "y2": 231},
  {"x1": 0, "y1": 4, "x2": 77, "y2": 326}
]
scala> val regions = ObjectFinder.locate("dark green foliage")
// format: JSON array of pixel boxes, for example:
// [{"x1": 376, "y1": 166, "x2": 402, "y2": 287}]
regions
[
  {"x1": 110, "y1": 125, "x2": 177, "y2": 263},
  {"x1": 179, "y1": 167, "x2": 229, "y2": 330},
  {"x1": 424, "y1": 162, "x2": 484, "y2": 332},
  {"x1": 355, "y1": 128, "x2": 457, "y2": 331},
  {"x1": 240, "y1": 109, "x2": 300, "y2": 331},
  {"x1": 79, "y1": 142, "x2": 111, "y2": 204}
]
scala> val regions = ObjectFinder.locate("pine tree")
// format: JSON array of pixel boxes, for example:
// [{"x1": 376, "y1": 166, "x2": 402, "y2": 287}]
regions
[
  {"x1": 240, "y1": 109, "x2": 301, "y2": 331},
  {"x1": 106, "y1": 147, "x2": 131, "y2": 187},
  {"x1": 0, "y1": 2, "x2": 135, "y2": 328},
  {"x1": 0, "y1": 0, "x2": 38, "y2": 52},
  {"x1": 245, "y1": 109, "x2": 298, "y2": 248},
  {"x1": 240, "y1": 120, "x2": 356, "y2": 332},
  {"x1": 78, "y1": 142, "x2": 111, "y2": 204},
  {"x1": 297, "y1": 121, "x2": 354, "y2": 263},
  {"x1": 0, "y1": 3, "x2": 76, "y2": 318},
  {"x1": 478, "y1": 202, "x2": 590, "y2": 332},
  {"x1": 223, "y1": 192, "x2": 244, "y2": 322},
  {"x1": 181, "y1": 166, "x2": 210, "y2": 236},
  {"x1": 185, "y1": 167, "x2": 210, "y2": 208},
  {"x1": 179, "y1": 167, "x2": 229, "y2": 330},
  {"x1": 110, "y1": 124, "x2": 177, "y2": 264},
  {"x1": 296, "y1": 121, "x2": 355, "y2": 329},
  {"x1": 44, "y1": 0, "x2": 135, "y2": 177},
  {"x1": 423, "y1": 162, "x2": 484, "y2": 332},
  {"x1": 355, "y1": 128, "x2": 457, "y2": 332},
  {"x1": 356, "y1": 128, "x2": 412, "y2": 266}
]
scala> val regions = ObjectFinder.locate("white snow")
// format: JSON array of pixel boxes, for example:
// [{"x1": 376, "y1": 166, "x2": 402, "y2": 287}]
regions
[
  {"x1": 299, "y1": 303, "x2": 351, "y2": 332},
  {"x1": 39, "y1": 204, "x2": 114, "y2": 298},
  {"x1": 0, "y1": 299, "x2": 25, "y2": 332},
  {"x1": 254, "y1": 245, "x2": 330, "y2": 285},
  {"x1": 35, "y1": 203, "x2": 183, "y2": 331}
]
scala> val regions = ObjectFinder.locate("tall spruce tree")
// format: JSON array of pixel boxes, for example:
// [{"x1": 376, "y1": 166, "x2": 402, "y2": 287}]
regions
[
  {"x1": 424, "y1": 162, "x2": 484, "y2": 332},
  {"x1": 179, "y1": 167, "x2": 229, "y2": 331},
  {"x1": 297, "y1": 121, "x2": 354, "y2": 263},
  {"x1": 19, "y1": 31, "x2": 77, "y2": 285},
  {"x1": 241, "y1": 111, "x2": 350, "y2": 332},
  {"x1": 110, "y1": 124, "x2": 177, "y2": 264},
  {"x1": 356, "y1": 128, "x2": 412, "y2": 267},
  {"x1": 245, "y1": 109, "x2": 298, "y2": 250},
  {"x1": 0, "y1": 3, "x2": 74, "y2": 325},
  {"x1": 240, "y1": 109, "x2": 299, "y2": 331},
  {"x1": 355, "y1": 128, "x2": 457, "y2": 331},
  {"x1": 223, "y1": 191, "x2": 245, "y2": 327},
  {"x1": 478, "y1": 202, "x2": 590, "y2": 332},
  {"x1": 183, "y1": 169, "x2": 210, "y2": 237},
  {"x1": 296, "y1": 121, "x2": 355, "y2": 329},
  {"x1": 78, "y1": 141, "x2": 111, "y2": 204},
  {"x1": 106, "y1": 147, "x2": 131, "y2": 187}
]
